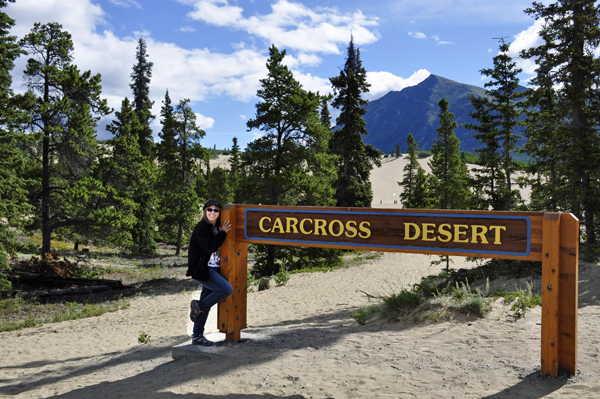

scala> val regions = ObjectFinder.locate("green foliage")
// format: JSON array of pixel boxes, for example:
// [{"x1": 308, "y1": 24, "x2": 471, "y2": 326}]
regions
[
  {"x1": 0, "y1": 297, "x2": 130, "y2": 332},
  {"x1": 428, "y1": 98, "x2": 471, "y2": 210},
  {"x1": 0, "y1": 0, "x2": 34, "y2": 291},
  {"x1": 156, "y1": 93, "x2": 207, "y2": 255},
  {"x1": 496, "y1": 282, "x2": 541, "y2": 318},
  {"x1": 274, "y1": 267, "x2": 290, "y2": 286},
  {"x1": 521, "y1": 1, "x2": 600, "y2": 247},
  {"x1": 329, "y1": 36, "x2": 381, "y2": 207},
  {"x1": 243, "y1": 44, "x2": 340, "y2": 275},
  {"x1": 20, "y1": 22, "x2": 116, "y2": 256},
  {"x1": 399, "y1": 133, "x2": 432, "y2": 209},
  {"x1": 350, "y1": 305, "x2": 379, "y2": 325},
  {"x1": 465, "y1": 38, "x2": 525, "y2": 211},
  {"x1": 138, "y1": 330, "x2": 151, "y2": 344}
]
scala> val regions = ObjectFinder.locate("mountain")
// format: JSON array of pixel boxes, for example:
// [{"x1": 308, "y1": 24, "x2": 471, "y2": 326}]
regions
[{"x1": 362, "y1": 74, "x2": 524, "y2": 154}]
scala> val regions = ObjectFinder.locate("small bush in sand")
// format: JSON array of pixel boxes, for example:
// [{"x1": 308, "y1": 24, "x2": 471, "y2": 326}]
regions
[
  {"x1": 274, "y1": 268, "x2": 290, "y2": 286},
  {"x1": 138, "y1": 330, "x2": 151, "y2": 344},
  {"x1": 351, "y1": 305, "x2": 379, "y2": 325},
  {"x1": 494, "y1": 281, "x2": 541, "y2": 318}
]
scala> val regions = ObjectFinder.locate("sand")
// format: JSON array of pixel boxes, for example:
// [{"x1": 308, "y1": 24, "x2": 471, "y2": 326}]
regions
[{"x1": 1, "y1": 156, "x2": 599, "y2": 398}]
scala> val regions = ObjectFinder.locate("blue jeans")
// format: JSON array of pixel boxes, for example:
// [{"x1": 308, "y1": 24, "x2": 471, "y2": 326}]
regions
[{"x1": 193, "y1": 267, "x2": 233, "y2": 337}]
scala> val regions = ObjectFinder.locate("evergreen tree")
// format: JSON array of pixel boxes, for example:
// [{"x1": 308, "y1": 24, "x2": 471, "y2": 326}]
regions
[
  {"x1": 128, "y1": 38, "x2": 157, "y2": 254},
  {"x1": 399, "y1": 133, "x2": 431, "y2": 209},
  {"x1": 0, "y1": 0, "x2": 34, "y2": 290},
  {"x1": 228, "y1": 137, "x2": 242, "y2": 203},
  {"x1": 103, "y1": 98, "x2": 153, "y2": 251},
  {"x1": 428, "y1": 98, "x2": 470, "y2": 210},
  {"x1": 521, "y1": 0, "x2": 600, "y2": 247},
  {"x1": 244, "y1": 45, "x2": 339, "y2": 275},
  {"x1": 329, "y1": 36, "x2": 381, "y2": 207},
  {"x1": 465, "y1": 38, "x2": 525, "y2": 211},
  {"x1": 319, "y1": 94, "x2": 333, "y2": 130},
  {"x1": 156, "y1": 95, "x2": 208, "y2": 255},
  {"x1": 130, "y1": 38, "x2": 154, "y2": 157},
  {"x1": 20, "y1": 23, "x2": 114, "y2": 256}
]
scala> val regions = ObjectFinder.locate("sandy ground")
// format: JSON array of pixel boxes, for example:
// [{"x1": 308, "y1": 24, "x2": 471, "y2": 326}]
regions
[{"x1": 0, "y1": 156, "x2": 598, "y2": 398}]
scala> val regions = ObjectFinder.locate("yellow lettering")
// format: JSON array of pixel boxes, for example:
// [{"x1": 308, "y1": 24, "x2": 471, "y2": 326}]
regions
[
  {"x1": 345, "y1": 221, "x2": 357, "y2": 238},
  {"x1": 328, "y1": 220, "x2": 344, "y2": 237},
  {"x1": 272, "y1": 218, "x2": 284, "y2": 233},
  {"x1": 259, "y1": 217, "x2": 272, "y2": 233},
  {"x1": 358, "y1": 221, "x2": 371, "y2": 239},
  {"x1": 405, "y1": 223, "x2": 420, "y2": 240},
  {"x1": 286, "y1": 217, "x2": 299, "y2": 233},
  {"x1": 489, "y1": 226, "x2": 506, "y2": 245},
  {"x1": 453, "y1": 225, "x2": 469, "y2": 243},
  {"x1": 437, "y1": 224, "x2": 452, "y2": 242},
  {"x1": 422, "y1": 223, "x2": 436, "y2": 241},
  {"x1": 299, "y1": 218, "x2": 313, "y2": 234},
  {"x1": 471, "y1": 225, "x2": 489, "y2": 244},
  {"x1": 314, "y1": 219, "x2": 327, "y2": 235}
]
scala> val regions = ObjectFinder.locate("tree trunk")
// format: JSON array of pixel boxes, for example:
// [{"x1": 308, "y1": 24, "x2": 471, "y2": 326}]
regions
[{"x1": 176, "y1": 221, "x2": 183, "y2": 256}]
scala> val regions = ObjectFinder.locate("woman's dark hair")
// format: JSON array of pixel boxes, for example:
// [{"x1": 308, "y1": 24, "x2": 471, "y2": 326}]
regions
[{"x1": 201, "y1": 199, "x2": 222, "y2": 234}]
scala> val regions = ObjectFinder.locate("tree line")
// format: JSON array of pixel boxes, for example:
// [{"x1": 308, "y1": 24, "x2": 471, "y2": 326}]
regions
[
  {"x1": 1, "y1": 1, "x2": 599, "y2": 291},
  {"x1": 0, "y1": 0, "x2": 378, "y2": 289},
  {"x1": 399, "y1": 0, "x2": 600, "y2": 262}
]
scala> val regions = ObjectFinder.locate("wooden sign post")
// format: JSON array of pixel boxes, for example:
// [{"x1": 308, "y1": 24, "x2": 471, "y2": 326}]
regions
[{"x1": 218, "y1": 204, "x2": 579, "y2": 377}]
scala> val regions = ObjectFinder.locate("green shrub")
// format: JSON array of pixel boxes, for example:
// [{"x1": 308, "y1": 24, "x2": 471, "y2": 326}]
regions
[
  {"x1": 138, "y1": 330, "x2": 151, "y2": 344},
  {"x1": 274, "y1": 268, "x2": 290, "y2": 286},
  {"x1": 350, "y1": 305, "x2": 380, "y2": 325}
]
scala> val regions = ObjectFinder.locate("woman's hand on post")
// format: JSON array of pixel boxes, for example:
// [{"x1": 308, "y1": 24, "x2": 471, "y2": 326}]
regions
[{"x1": 221, "y1": 220, "x2": 232, "y2": 233}]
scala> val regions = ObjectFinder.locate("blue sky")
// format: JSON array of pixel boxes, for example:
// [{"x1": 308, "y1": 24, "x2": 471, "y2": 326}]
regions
[{"x1": 7, "y1": 0, "x2": 548, "y2": 150}]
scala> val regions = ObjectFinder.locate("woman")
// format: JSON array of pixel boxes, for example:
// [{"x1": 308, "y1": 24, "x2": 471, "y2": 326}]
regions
[{"x1": 186, "y1": 199, "x2": 233, "y2": 346}]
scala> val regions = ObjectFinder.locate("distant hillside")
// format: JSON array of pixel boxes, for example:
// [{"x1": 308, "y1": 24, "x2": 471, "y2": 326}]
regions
[{"x1": 363, "y1": 74, "x2": 525, "y2": 154}]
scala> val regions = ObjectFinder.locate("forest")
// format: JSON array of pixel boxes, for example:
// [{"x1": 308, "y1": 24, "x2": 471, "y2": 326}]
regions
[{"x1": 1, "y1": 0, "x2": 600, "y2": 293}]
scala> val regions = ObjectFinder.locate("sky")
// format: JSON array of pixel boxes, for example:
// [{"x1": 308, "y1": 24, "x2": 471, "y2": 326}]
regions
[{"x1": 6, "y1": 0, "x2": 549, "y2": 150}]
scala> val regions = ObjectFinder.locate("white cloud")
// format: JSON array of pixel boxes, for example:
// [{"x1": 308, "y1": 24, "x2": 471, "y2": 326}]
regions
[
  {"x1": 183, "y1": 0, "x2": 379, "y2": 55},
  {"x1": 109, "y1": 0, "x2": 142, "y2": 8},
  {"x1": 408, "y1": 31, "x2": 427, "y2": 39},
  {"x1": 436, "y1": 41, "x2": 454, "y2": 46},
  {"x1": 366, "y1": 69, "x2": 431, "y2": 100},
  {"x1": 180, "y1": 26, "x2": 196, "y2": 32},
  {"x1": 508, "y1": 19, "x2": 545, "y2": 74},
  {"x1": 195, "y1": 113, "x2": 215, "y2": 129},
  {"x1": 239, "y1": 115, "x2": 246, "y2": 120}
]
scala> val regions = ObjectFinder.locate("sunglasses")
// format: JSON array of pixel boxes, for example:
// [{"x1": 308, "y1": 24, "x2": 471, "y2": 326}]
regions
[{"x1": 206, "y1": 208, "x2": 220, "y2": 213}]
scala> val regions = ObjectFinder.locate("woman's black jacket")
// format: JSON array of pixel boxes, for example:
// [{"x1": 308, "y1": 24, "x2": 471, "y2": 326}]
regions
[{"x1": 186, "y1": 220, "x2": 227, "y2": 281}]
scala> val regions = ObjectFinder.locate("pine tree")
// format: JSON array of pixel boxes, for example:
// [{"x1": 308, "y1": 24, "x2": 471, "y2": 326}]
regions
[
  {"x1": 128, "y1": 38, "x2": 157, "y2": 254},
  {"x1": 228, "y1": 137, "x2": 242, "y2": 203},
  {"x1": 244, "y1": 45, "x2": 339, "y2": 275},
  {"x1": 428, "y1": 98, "x2": 470, "y2": 210},
  {"x1": 465, "y1": 38, "x2": 525, "y2": 211},
  {"x1": 20, "y1": 22, "x2": 113, "y2": 256},
  {"x1": 521, "y1": 0, "x2": 600, "y2": 247},
  {"x1": 0, "y1": 0, "x2": 34, "y2": 290},
  {"x1": 399, "y1": 133, "x2": 431, "y2": 209},
  {"x1": 156, "y1": 95, "x2": 208, "y2": 255},
  {"x1": 330, "y1": 36, "x2": 381, "y2": 208},
  {"x1": 103, "y1": 98, "x2": 152, "y2": 251},
  {"x1": 130, "y1": 38, "x2": 154, "y2": 157}
]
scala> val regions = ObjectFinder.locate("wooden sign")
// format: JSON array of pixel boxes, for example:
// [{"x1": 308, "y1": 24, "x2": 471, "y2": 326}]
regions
[
  {"x1": 218, "y1": 204, "x2": 578, "y2": 378},
  {"x1": 244, "y1": 208, "x2": 532, "y2": 257}
]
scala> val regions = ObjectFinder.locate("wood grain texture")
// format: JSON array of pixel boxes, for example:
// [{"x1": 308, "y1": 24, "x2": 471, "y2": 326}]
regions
[
  {"x1": 541, "y1": 213, "x2": 560, "y2": 378},
  {"x1": 558, "y1": 213, "x2": 579, "y2": 375}
]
